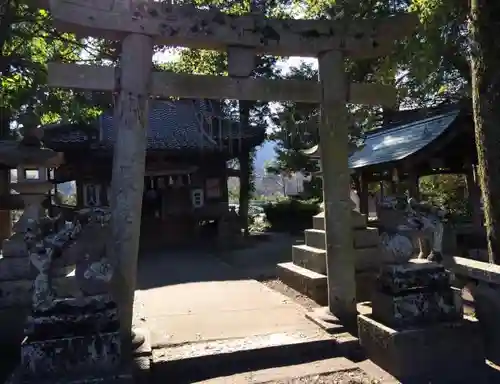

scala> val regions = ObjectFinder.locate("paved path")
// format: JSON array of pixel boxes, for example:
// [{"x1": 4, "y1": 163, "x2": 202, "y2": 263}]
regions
[{"x1": 133, "y1": 249, "x2": 322, "y2": 349}]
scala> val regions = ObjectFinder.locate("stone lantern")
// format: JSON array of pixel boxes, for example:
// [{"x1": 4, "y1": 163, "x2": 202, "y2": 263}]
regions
[
  {"x1": 0, "y1": 130, "x2": 64, "y2": 256},
  {"x1": 11, "y1": 163, "x2": 55, "y2": 234},
  {"x1": 0, "y1": 130, "x2": 64, "y2": 349}
]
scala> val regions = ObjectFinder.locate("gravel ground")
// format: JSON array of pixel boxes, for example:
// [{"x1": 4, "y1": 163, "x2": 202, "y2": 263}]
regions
[
  {"x1": 266, "y1": 369, "x2": 380, "y2": 383},
  {"x1": 260, "y1": 277, "x2": 320, "y2": 311}
]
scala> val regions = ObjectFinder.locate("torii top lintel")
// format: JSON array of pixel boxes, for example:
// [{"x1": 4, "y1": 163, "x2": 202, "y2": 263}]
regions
[{"x1": 42, "y1": 0, "x2": 417, "y2": 59}]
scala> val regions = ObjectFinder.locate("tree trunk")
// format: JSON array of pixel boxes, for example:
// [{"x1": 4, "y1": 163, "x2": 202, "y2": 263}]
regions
[
  {"x1": 470, "y1": 0, "x2": 500, "y2": 263},
  {"x1": 0, "y1": 107, "x2": 12, "y2": 244},
  {"x1": 0, "y1": 170, "x2": 11, "y2": 243}
]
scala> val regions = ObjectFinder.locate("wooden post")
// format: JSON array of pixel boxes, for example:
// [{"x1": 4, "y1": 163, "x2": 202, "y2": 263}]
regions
[
  {"x1": 391, "y1": 168, "x2": 400, "y2": 194},
  {"x1": 359, "y1": 172, "x2": 369, "y2": 215},
  {"x1": 408, "y1": 171, "x2": 420, "y2": 199},
  {"x1": 318, "y1": 50, "x2": 356, "y2": 322},
  {"x1": 107, "y1": 33, "x2": 153, "y2": 353}
]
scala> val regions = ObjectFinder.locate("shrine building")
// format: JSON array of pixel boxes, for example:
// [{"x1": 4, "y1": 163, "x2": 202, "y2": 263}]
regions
[{"x1": 41, "y1": 98, "x2": 264, "y2": 249}]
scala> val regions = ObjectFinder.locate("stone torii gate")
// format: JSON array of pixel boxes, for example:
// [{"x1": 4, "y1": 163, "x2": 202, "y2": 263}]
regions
[{"x1": 38, "y1": 0, "x2": 416, "y2": 352}]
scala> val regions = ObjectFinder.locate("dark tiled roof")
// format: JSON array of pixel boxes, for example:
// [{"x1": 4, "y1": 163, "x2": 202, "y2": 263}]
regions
[
  {"x1": 303, "y1": 109, "x2": 461, "y2": 168},
  {"x1": 43, "y1": 99, "x2": 259, "y2": 151}
]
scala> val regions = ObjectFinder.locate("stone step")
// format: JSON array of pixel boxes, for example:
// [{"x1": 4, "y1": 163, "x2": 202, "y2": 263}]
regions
[
  {"x1": 304, "y1": 228, "x2": 379, "y2": 251},
  {"x1": 276, "y1": 262, "x2": 328, "y2": 306},
  {"x1": 312, "y1": 211, "x2": 367, "y2": 231},
  {"x1": 293, "y1": 244, "x2": 384, "y2": 275},
  {"x1": 0, "y1": 256, "x2": 74, "y2": 281},
  {"x1": 304, "y1": 229, "x2": 326, "y2": 250},
  {"x1": 292, "y1": 245, "x2": 326, "y2": 275},
  {"x1": 186, "y1": 357, "x2": 358, "y2": 383},
  {"x1": 0, "y1": 275, "x2": 78, "y2": 308},
  {"x1": 354, "y1": 227, "x2": 380, "y2": 248},
  {"x1": 277, "y1": 261, "x2": 381, "y2": 304},
  {"x1": 152, "y1": 331, "x2": 360, "y2": 383}
]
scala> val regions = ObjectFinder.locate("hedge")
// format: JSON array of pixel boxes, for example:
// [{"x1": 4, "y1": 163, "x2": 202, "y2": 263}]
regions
[{"x1": 263, "y1": 198, "x2": 320, "y2": 232}]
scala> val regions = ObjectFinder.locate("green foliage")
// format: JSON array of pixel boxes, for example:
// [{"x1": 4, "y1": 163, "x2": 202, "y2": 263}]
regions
[
  {"x1": 1, "y1": 0, "x2": 107, "y2": 138},
  {"x1": 248, "y1": 208, "x2": 270, "y2": 233},
  {"x1": 403, "y1": 0, "x2": 470, "y2": 106},
  {"x1": 267, "y1": 64, "x2": 320, "y2": 176},
  {"x1": 263, "y1": 197, "x2": 320, "y2": 232},
  {"x1": 55, "y1": 191, "x2": 77, "y2": 207},
  {"x1": 419, "y1": 174, "x2": 471, "y2": 216}
]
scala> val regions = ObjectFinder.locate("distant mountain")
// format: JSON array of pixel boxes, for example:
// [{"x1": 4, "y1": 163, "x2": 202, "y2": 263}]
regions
[{"x1": 254, "y1": 140, "x2": 277, "y2": 174}]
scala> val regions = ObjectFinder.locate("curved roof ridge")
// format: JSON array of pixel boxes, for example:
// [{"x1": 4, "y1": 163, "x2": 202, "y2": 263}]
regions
[{"x1": 364, "y1": 109, "x2": 460, "y2": 139}]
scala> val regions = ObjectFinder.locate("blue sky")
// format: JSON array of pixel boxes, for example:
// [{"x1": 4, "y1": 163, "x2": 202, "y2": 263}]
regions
[{"x1": 155, "y1": 50, "x2": 318, "y2": 172}]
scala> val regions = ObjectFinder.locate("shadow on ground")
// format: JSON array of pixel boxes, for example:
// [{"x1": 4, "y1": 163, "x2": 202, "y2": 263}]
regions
[
  {"x1": 136, "y1": 233, "x2": 300, "y2": 290},
  {"x1": 136, "y1": 249, "x2": 248, "y2": 290},
  {"x1": 214, "y1": 233, "x2": 302, "y2": 280}
]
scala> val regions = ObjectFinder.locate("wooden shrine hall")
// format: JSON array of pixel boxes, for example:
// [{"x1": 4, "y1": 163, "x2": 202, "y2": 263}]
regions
[
  {"x1": 306, "y1": 102, "x2": 481, "y2": 223},
  {"x1": 42, "y1": 98, "x2": 264, "y2": 249}
]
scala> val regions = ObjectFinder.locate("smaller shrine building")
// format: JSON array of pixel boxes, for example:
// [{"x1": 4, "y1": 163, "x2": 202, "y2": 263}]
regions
[{"x1": 305, "y1": 102, "x2": 480, "y2": 223}]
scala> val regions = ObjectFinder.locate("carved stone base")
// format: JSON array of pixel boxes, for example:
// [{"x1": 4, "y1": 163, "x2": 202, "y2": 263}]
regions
[
  {"x1": 19, "y1": 332, "x2": 122, "y2": 379},
  {"x1": 358, "y1": 314, "x2": 486, "y2": 382},
  {"x1": 9, "y1": 369, "x2": 133, "y2": 384},
  {"x1": 11, "y1": 295, "x2": 126, "y2": 383},
  {"x1": 371, "y1": 288, "x2": 463, "y2": 329},
  {"x1": 377, "y1": 259, "x2": 450, "y2": 294}
]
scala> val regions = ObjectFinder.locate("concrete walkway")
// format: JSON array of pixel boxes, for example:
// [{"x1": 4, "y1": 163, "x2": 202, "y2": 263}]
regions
[{"x1": 132, "y1": 249, "x2": 324, "y2": 349}]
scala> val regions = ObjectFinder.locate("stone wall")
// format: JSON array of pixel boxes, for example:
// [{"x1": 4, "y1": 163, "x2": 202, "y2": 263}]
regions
[{"x1": 447, "y1": 256, "x2": 500, "y2": 365}]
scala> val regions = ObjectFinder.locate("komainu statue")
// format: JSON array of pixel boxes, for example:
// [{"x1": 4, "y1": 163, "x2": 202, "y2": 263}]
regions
[
  {"x1": 10, "y1": 207, "x2": 125, "y2": 383},
  {"x1": 377, "y1": 195, "x2": 446, "y2": 263},
  {"x1": 24, "y1": 207, "x2": 113, "y2": 310}
]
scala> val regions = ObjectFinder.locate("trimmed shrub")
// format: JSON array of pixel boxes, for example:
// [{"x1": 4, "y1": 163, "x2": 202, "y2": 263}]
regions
[{"x1": 263, "y1": 197, "x2": 320, "y2": 232}]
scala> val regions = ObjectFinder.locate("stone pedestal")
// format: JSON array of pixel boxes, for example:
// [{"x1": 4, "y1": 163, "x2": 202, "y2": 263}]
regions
[
  {"x1": 9, "y1": 295, "x2": 132, "y2": 383},
  {"x1": 358, "y1": 259, "x2": 486, "y2": 382}
]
